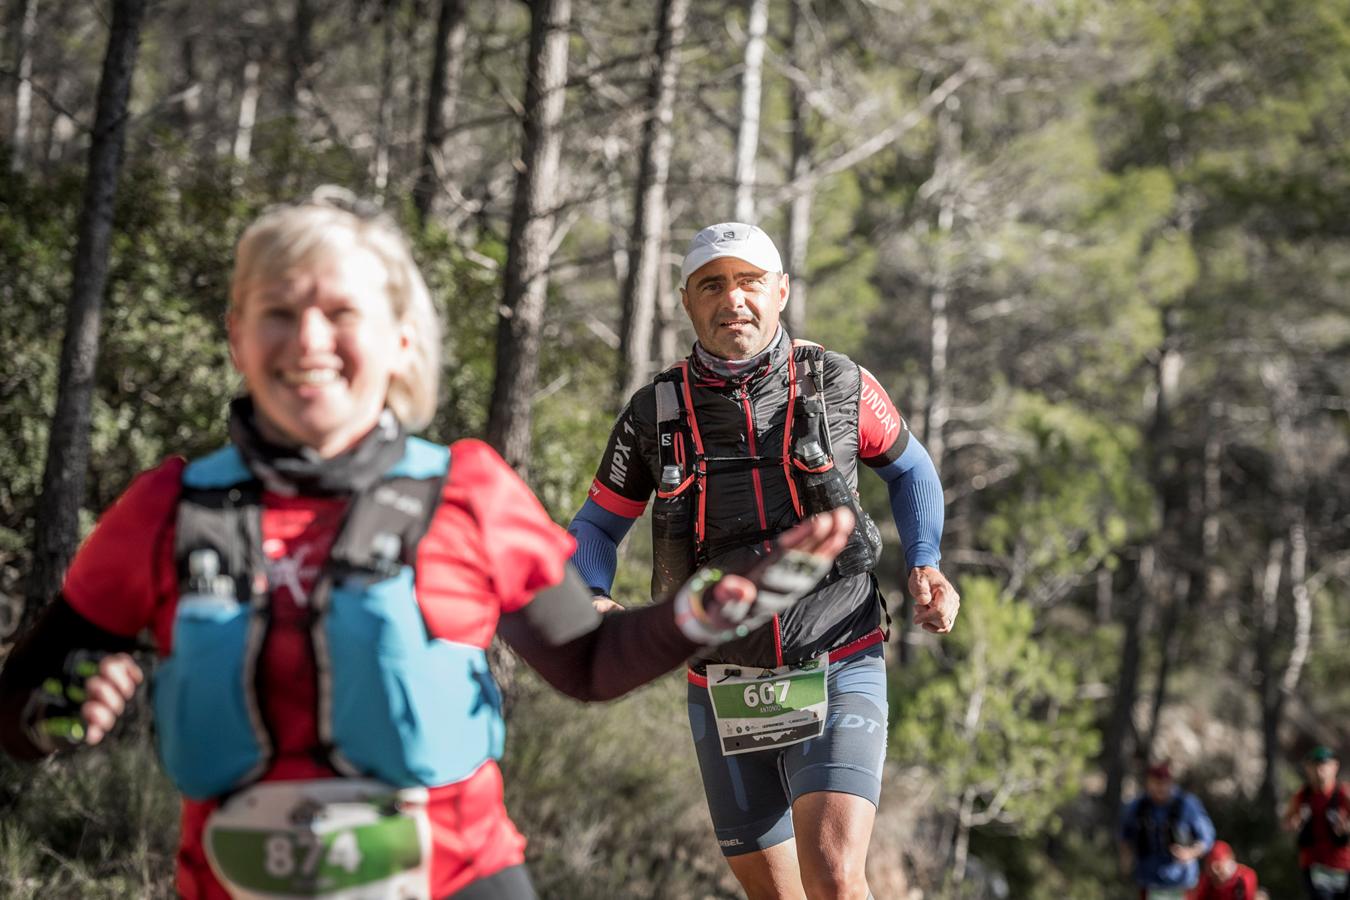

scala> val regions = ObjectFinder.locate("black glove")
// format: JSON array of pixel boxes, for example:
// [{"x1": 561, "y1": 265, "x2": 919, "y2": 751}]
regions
[{"x1": 23, "y1": 650, "x2": 105, "y2": 752}]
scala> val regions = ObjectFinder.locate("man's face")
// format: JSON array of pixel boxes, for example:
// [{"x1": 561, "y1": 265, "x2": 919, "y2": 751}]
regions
[
  {"x1": 1207, "y1": 856, "x2": 1237, "y2": 881},
  {"x1": 681, "y1": 256, "x2": 789, "y2": 360},
  {"x1": 1146, "y1": 775, "x2": 1173, "y2": 805},
  {"x1": 1307, "y1": 757, "x2": 1340, "y2": 787}
]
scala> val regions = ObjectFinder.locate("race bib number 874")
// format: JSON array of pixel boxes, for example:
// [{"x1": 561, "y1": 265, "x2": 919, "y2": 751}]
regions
[{"x1": 204, "y1": 780, "x2": 431, "y2": 900}]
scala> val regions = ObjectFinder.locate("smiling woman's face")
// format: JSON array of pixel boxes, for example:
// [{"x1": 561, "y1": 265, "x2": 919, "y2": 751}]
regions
[
  {"x1": 228, "y1": 244, "x2": 410, "y2": 458},
  {"x1": 680, "y1": 256, "x2": 789, "y2": 360}
]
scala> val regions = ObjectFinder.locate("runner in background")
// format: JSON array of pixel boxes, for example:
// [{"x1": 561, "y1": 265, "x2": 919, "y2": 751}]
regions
[
  {"x1": 1118, "y1": 760, "x2": 1216, "y2": 900},
  {"x1": 1187, "y1": 840, "x2": 1262, "y2": 900},
  {"x1": 1283, "y1": 746, "x2": 1350, "y2": 900},
  {"x1": 570, "y1": 222, "x2": 959, "y2": 899}
]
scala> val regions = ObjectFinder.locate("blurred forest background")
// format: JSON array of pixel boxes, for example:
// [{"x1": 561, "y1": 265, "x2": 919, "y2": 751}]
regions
[{"x1": 0, "y1": 0, "x2": 1347, "y2": 897}]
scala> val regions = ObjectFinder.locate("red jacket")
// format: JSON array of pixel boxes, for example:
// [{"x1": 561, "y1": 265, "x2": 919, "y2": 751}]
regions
[
  {"x1": 1292, "y1": 783, "x2": 1350, "y2": 870},
  {"x1": 1188, "y1": 863, "x2": 1258, "y2": 900}
]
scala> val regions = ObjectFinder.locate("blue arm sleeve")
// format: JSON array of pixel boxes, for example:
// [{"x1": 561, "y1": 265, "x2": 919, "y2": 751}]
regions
[
  {"x1": 567, "y1": 498, "x2": 637, "y2": 595},
  {"x1": 872, "y1": 437, "x2": 944, "y2": 570}
]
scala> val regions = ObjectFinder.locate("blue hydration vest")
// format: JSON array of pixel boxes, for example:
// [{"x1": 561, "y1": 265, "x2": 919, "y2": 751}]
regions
[{"x1": 152, "y1": 438, "x2": 506, "y2": 800}]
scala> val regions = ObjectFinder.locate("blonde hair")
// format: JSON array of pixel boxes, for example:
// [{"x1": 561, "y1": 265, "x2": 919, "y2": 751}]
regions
[{"x1": 230, "y1": 188, "x2": 441, "y2": 430}]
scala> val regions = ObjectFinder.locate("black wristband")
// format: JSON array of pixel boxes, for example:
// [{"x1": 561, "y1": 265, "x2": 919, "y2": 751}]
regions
[{"x1": 0, "y1": 597, "x2": 137, "y2": 760}]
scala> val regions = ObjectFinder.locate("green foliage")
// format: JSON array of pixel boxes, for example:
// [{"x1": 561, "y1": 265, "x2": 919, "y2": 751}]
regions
[
  {"x1": 415, "y1": 226, "x2": 502, "y2": 443},
  {"x1": 0, "y1": 167, "x2": 82, "y2": 556},
  {"x1": 891, "y1": 578, "x2": 1101, "y2": 840},
  {"x1": 501, "y1": 673, "x2": 733, "y2": 899},
  {"x1": 971, "y1": 826, "x2": 1121, "y2": 900},
  {"x1": 982, "y1": 392, "x2": 1154, "y2": 583},
  {"x1": 0, "y1": 719, "x2": 177, "y2": 899},
  {"x1": 801, "y1": 174, "x2": 882, "y2": 355}
]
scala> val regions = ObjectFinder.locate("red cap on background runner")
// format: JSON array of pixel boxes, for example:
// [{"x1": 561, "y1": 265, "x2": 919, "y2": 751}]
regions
[
  {"x1": 1147, "y1": 761, "x2": 1172, "y2": 779},
  {"x1": 1209, "y1": 840, "x2": 1234, "y2": 861}
]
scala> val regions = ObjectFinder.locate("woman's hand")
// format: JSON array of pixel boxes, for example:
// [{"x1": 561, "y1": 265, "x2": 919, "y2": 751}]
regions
[
  {"x1": 80, "y1": 653, "x2": 144, "y2": 746},
  {"x1": 675, "y1": 508, "x2": 855, "y2": 644}
]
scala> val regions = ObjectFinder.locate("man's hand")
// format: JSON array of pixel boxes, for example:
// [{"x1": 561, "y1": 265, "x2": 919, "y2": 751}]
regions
[
  {"x1": 909, "y1": 566, "x2": 959, "y2": 633},
  {"x1": 1282, "y1": 802, "x2": 1310, "y2": 832},
  {"x1": 591, "y1": 596, "x2": 624, "y2": 614},
  {"x1": 1169, "y1": 842, "x2": 1206, "y2": 864}
]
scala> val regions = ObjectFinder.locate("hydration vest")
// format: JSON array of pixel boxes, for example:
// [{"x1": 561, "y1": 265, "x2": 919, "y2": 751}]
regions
[
  {"x1": 152, "y1": 438, "x2": 505, "y2": 801},
  {"x1": 1135, "y1": 794, "x2": 1190, "y2": 857},
  {"x1": 1297, "y1": 783, "x2": 1350, "y2": 849},
  {"x1": 649, "y1": 343, "x2": 881, "y2": 598}
]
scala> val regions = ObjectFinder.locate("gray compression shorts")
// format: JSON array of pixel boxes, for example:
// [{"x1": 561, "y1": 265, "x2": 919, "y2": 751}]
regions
[{"x1": 686, "y1": 641, "x2": 888, "y2": 857}]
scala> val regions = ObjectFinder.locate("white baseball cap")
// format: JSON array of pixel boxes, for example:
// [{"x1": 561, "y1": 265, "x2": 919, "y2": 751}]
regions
[{"x1": 680, "y1": 222, "x2": 783, "y2": 289}]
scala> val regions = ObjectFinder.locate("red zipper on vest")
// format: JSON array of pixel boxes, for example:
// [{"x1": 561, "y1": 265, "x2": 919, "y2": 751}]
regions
[
  {"x1": 737, "y1": 386, "x2": 771, "y2": 547},
  {"x1": 783, "y1": 353, "x2": 803, "y2": 517},
  {"x1": 737, "y1": 384, "x2": 782, "y2": 665}
]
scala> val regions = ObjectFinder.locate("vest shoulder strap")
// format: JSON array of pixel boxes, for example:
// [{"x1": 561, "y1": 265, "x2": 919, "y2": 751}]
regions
[
  {"x1": 182, "y1": 445, "x2": 253, "y2": 490},
  {"x1": 176, "y1": 441, "x2": 451, "y2": 591},
  {"x1": 327, "y1": 462, "x2": 449, "y2": 577},
  {"x1": 654, "y1": 364, "x2": 689, "y2": 473},
  {"x1": 176, "y1": 451, "x2": 262, "y2": 603}
]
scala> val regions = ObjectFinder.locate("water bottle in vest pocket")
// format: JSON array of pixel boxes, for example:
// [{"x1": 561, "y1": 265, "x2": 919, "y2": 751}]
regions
[
  {"x1": 652, "y1": 464, "x2": 695, "y2": 599},
  {"x1": 324, "y1": 566, "x2": 504, "y2": 787},
  {"x1": 154, "y1": 549, "x2": 268, "y2": 800},
  {"x1": 793, "y1": 440, "x2": 882, "y2": 576}
]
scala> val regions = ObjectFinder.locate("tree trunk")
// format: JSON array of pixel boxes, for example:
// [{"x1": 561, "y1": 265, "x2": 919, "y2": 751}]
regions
[
  {"x1": 9, "y1": 0, "x2": 38, "y2": 173},
  {"x1": 950, "y1": 786, "x2": 977, "y2": 885},
  {"x1": 1141, "y1": 574, "x2": 1187, "y2": 760},
  {"x1": 1121, "y1": 306, "x2": 1185, "y2": 773},
  {"x1": 233, "y1": 58, "x2": 261, "y2": 166},
  {"x1": 413, "y1": 0, "x2": 468, "y2": 226},
  {"x1": 1280, "y1": 517, "x2": 1312, "y2": 700},
  {"x1": 655, "y1": 217, "x2": 680, "y2": 366},
  {"x1": 615, "y1": 0, "x2": 689, "y2": 403},
  {"x1": 169, "y1": 32, "x2": 200, "y2": 134},
  {"x1": 1255, "y1": 536, "x2": 1285, "y2": 813},
  {"x1": 486, "y1": 0, "x2": 572, "y2": 475},
  {"x1": 1096, "y1": 566, "x2": 1113, "y2": 624},
  {"x1": 373, "y1": 5, "x2": 396, "y2": 196},
  {"x1": 603, "y1": 139, "x2": 629, "y2": 290},
  {"x1": 783, "y1": 0, "x2": 813, "y2": 337},
  {"x1": 732, "y1": 0, "x2": 768, "y2": 222},
  {"x1": 1202, "y1": 412, "x2": 1222, "y2": 601},
  {"x1": 284, "y1": 0, "x2": 314, "y2": 119},
  {"x1": 925, "y1": 279, "x2": 951, "y2": 468},
  {"x1": 400, "y1": 0, "x2": 422, "y2": 183},
  {"x1": 24, "y1": 0, "x2": 147, "y2": 627},
  {"x1": 1103, "y1": 550, "x2": 1149, "y2": 826},
  {"x1": 923, "y1": 101, "x2": 960, "y2": 470},
  {"x1": 1253, "y1": 362, "x2": 1313, "y2": 811}
]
